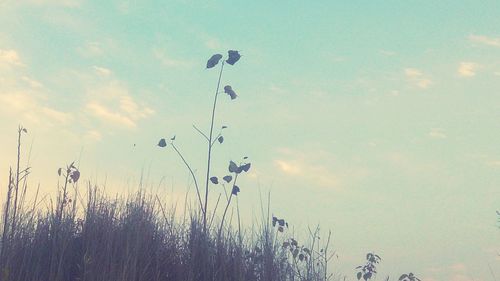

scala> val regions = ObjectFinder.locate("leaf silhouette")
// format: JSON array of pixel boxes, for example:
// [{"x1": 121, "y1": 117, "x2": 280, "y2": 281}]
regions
[
  {"x1": 218, "y1": 136, "x2": 224, "y2": 144},
  {"x1": 57, "y1": 168, "x2": 62, "y2": 176},
  {"x1": 226, "y1": 50, "x2": 241, "y2": 65},
  {"x1": 240, "y1": 163, "x2": 251, "y2": 172},
  {"x1": 22, "y1": 128, "x2": 27, "y2": 133},
  {"x1": 224, "y1": 85, "x2": 237, "y2": 100},
  {"x1": 210, "y1": 176, "x2": 219, "y2": 184},
  {"x1": 228, "y1": 160, "x2": 238, "y2": 173},
  {"x1": 70, "y1": 170, "x2": 80, "y2": 183},
  {"x1": 231, "y1": 185, "x2": 240, "y2": 195},
  {"x1": 206, "y1": 54, "x2": 223, "y2": 68},
  {"x1": 223, "y1": 175, "x2": 232, "y2": 183},
  {"x1": 158, "y1": 139, "x2": 167, "y2": 147},
  {"x1": 170, "y1": 135, "x2": 176, "y2": 141}
]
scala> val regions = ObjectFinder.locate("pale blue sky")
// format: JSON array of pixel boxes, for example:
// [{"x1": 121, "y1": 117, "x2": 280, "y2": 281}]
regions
[{"x1": 0, "y1": 1, "x2": 499, "y2": 280}]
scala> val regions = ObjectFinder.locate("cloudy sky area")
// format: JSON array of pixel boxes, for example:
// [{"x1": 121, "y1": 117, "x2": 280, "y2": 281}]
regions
[{"x1": 0, "y1": 1, "x2": 499, "y2": 280}]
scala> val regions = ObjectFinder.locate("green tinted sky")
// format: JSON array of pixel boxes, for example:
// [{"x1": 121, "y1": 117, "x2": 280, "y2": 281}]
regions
[{"x1": 1, "y1": 1, "x2": 499, "y2": 280}]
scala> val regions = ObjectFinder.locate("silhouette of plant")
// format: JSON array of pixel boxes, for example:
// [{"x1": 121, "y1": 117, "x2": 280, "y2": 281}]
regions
[
  {"x1": 356, "y1": 253, "x2": 381, "y2": 281},
  {"x1": 158, "y1": 50, "x2": 249, "y2": 232},
  {"x1": 398, "y1": 272, "x2": 421, "y2": 281}
]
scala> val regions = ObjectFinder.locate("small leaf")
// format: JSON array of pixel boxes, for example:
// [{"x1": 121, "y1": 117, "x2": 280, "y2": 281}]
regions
[
  {"x1": 210, "y1": 176, "x2": 219, "y2": 184},
  {"x1": 223, "y1": 175, "x2": 232, "y2": 183},
  {"x1": 224, "y1": 85, "x2": 237, "y2": 100},
  {"x1": 357, "y1": 272, "x2": 362, "y2": 280},
  {"x1": 278, "y1": 226, "x2": 284, "y2": 232},
  {"x1": 226, "y1": 50, "x2": 241, "y2": 65},
  {"x1": 57, "y1": 168, "x2": 62, "y2": 176},
  {"x1": 228, "y1": 160, "x2": 238, "y2": 173},
  {"x1": 22, "y1": 128, "x2": 27, "y2": 133},
  {"x1": 158, "y1": 139, "x2": 167, "y2": 147},
  {"x1": 243, "y1": 156, "x2": 248, "y2": 159},
  {"x1": 218, "y1": 136, "x2": 224, "y2": 144},
  {"x1": 206, "y1": 54, "x2": 223, "y2": 68},
  {"x1": 231, "y1": 185, "x2": 240, "y2": 195},
  {"x1": 278, "y1": 219, "x2": 285, "y2": 227},
  {"x1": 221, "y1": 125, "x2": 227, "y2": 129},
  {"x1": 240, "y1": 163, "x2": 251, "y2": 172},
  {"x1": 170, "y1": 135, "x2": 176, "y2": 141},
  {"x1": 363, "y1": 272, "x2": 372, "y2": 281},
  {"x1": 70, "y1": 170, "x2": 80, "y2": 183},
  {"x1": 298, "y1": 254, "x2": 304, "y2": 261}
]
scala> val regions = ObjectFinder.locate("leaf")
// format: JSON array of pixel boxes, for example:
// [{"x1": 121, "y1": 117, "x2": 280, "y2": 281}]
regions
[
  {"x1": 278, "y1": 219, "x2": 285, "y2": 227},
  {"x1": 223, "y1": 175, "x2": 233, "y2": 183},
  {"x1": 206, "y1": 54, "x2": 223, "y2": 68},
  {"x1": 357, "y1": 272, "x2": 362, "y2": 280},
  {"x1": 240, "y1": 163, "x2": 251, "y2": 172},
  {"x1": 22, "y1": 128, "x2": 27, "y2": 133},
  {"x1": 363, "y1": 272, "x2": 372, "y2": 281},
  {"x1": 210, "y1": 176, "x2": 219, "y2": 184},
  {"x1": 170, "y1": 135, "x2": 176, "y2": 141},
  {"x1": 298, "y1": 254, "x2": 304, "y2": 261},
  {"x1": 70, "y1": 170, "x2": 80, "y2": 183},
  {"x1": 57, "y1": 168, "x2": 62, "y2": 176},
  {"x1": 223, "y1": 85, "x2": 237, "y2": 100},
  {"x1": 231, "y1": 185, "x2": 240, "y2": 195},
  {"x1": 228, "y1": 160, "x2": 238, "y2": 173},
  {"x1": 226, "y1": 50, "x2": 241, "y2": 65},
  {"x1": 243, "y1": 156, "x2": 248, "y2": 159},
  {"x1": 218, "y1": 136, "x2": 224, "y2": 144},
  {"x1": 278, "y1": 226, "x2": 284, "y2": 232},
  {"x1": 221, "y1": 125, "x2": 227, "y2": 129},
  {"x1": 158, "y1": 139, "x2": 167, "y2": 147}
]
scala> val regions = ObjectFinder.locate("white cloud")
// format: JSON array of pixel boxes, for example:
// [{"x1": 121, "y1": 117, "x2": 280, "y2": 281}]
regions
[
  {"x1": 0, "y1": 49, "x2": 23, "y2": 67},
  {"x1": 273, "y1": 148, "x2": 341, "y2": 189},
  {"x1": 85, "y1": 81, "x2": 154, "y2": 128},
  {"x1": 153, "y1": 48, "x2": 189, "y2": 67},
  {"x1": 428, "y1": 128, "x2": 447, "y2": 139},
  {"x1": 457, "y1": 62, "x2": 479, "y2": 77},
  {"x1": 404, "y1": 68, "x2": 432, "y2": 89},
  {"x1": 93, "y1": 66, "x2": 112, "y2": 76},
  {"x1": 469, "y1": 34, "x2": 500, "y2": 47}
]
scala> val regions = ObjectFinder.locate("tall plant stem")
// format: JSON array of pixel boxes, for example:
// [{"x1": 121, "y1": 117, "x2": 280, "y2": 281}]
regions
[
  {"x1": 171, "y1": 142, "x2": 205, "y2": 217},
  {"x1": 11, "y1": 126, "x2": 22, "y2": 236},
  {"x1": 218, "y1": 173, "x2": 238, "y2": 239},
  {"x1": 204, "y1": 60, "x2": 225, "y2": 231}
]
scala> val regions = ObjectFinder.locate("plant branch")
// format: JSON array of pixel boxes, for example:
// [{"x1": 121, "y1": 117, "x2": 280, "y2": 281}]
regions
[
  {"x1": 192, "y1": 125, "x2": 209, "y2": 142},
  {"x1": 170, "y1": 142, "x2": 205, "y2": 217}
]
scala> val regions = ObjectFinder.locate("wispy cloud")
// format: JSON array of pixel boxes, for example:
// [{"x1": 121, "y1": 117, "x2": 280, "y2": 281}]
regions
[
  {"x1": 469, "y1": 34, "x2": 500, "y2": 47},
  {"x1": 153, "y1": 48, "x2": 190, "y2": 68},
  {"x1": 93, "y1": 66, "x2": 112, "y2": 76},
  {"x1": 457, "y1": 62, "x2": 479, "y2": 77},
  {"x1": 404, "y1": 68, "x2": 432, "y2": 89},
  {"x1": 85, "y1": 81, "x2": 155, "y2": 128},
  {"x1": 0, "y1": 49, "x2": 23, "y2": 67},
  {"x1": 273, "y1": 148, "x2": 341, "y2": 189}
]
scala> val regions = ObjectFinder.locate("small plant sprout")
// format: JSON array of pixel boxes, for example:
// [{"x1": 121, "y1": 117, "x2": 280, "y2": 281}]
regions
[
  {"x1": 158, "y1": 50, "x2": 248, "y2": 232},
  {"x1": 356, "y1": 253, "x2": 381, "y2": 281}
]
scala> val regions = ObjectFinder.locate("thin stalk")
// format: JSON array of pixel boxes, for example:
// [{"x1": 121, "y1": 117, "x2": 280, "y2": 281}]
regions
[
  {"x1": 204, "y1": 60, "x2": 225, "y2": 231},
  {"x1": 170, "y1": 142, "x2": 205, "y2": 217},
  {"x1": 11, "y1": 126, "x2": 22, "y2": 236},
  {"x1": 218, "y1": 172, "x2": 238, "y2": 238}
]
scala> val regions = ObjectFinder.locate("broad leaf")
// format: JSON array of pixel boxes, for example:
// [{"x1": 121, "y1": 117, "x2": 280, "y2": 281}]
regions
[
  {"x1": 206, "y1": 54, "x2": 223, "y2": 68},
  {"x1": 158, "y1": 138, "x2": 167, "y2": 147},
  {"x1": 223, "y1": 175, "x2": 232, "y2": 183},
  {"x1": 228, "y1": 160, "x2": 238, "y2": 173},
  {"x1": 231, "y1": 185, "x2": 240, "y2": 195},
  {"x1": 224, "y1": 85, "x2": 237, "y2": 100},
  {"x1": 226, "y1": 50, "x2": 241, "y2": 65},
  {"x1": 240, "y1": 163, "x2": 251, "y2": 172},
  {"x1": 210, "y1": 176, "x2": 219, "y2": 184},
  {"x1": 218, "y1": 136, "x2": 224, "y2": 144}
]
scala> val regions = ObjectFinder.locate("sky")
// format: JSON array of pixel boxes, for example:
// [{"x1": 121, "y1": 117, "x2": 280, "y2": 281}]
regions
[{"x1": 0, "y1": 0, "x2": 499, "y2": 280}]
